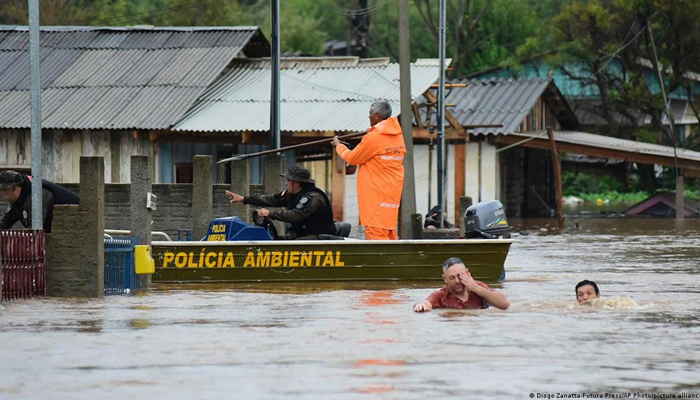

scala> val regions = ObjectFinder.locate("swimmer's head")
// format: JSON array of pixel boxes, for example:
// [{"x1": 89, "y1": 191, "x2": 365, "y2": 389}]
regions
[{"x1": 575, "y1": 280, "x2": 600, "y2": 303}]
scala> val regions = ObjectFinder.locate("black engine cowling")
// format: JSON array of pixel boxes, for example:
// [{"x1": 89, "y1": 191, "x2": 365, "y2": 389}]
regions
[{"x1": 464, "y1": 200, "x2": 511, "y2": 239}]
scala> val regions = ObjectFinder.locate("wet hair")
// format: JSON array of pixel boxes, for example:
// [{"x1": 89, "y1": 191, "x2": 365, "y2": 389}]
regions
[
  {"x1": 442, "y1": 257, "x2": 465, "y2": 273},
  {"x1": 370, "y1": 100, "x2": 392, "y2": 120},
  {"x1": 575, "y1": 280, "x2": 600, "y2": 295}
]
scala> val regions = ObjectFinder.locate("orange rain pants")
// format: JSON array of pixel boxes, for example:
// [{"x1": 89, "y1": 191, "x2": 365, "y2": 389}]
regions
[{"x1": 364, "y1": 226, "x2": 398, "y2": 240}]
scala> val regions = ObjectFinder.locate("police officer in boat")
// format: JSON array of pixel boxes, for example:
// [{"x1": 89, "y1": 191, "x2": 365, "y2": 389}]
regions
[{"x1": 225, "y1": 164, "x2": 336, "y2": 239}]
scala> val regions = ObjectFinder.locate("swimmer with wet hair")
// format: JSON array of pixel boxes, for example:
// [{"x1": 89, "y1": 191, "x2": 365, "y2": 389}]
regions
[{"x1": 575, "y1": 280, "x2": 600, "y2": 303}]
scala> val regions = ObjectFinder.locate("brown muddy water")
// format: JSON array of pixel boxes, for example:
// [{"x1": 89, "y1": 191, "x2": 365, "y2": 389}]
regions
[{"x1": 1, "y1": 218, "x2": 700, "y2": 399}]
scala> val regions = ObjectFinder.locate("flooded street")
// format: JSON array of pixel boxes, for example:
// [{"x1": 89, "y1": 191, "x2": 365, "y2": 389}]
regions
[{"x1": 2, "y1": 219, "x2": 700, "y2": 399}]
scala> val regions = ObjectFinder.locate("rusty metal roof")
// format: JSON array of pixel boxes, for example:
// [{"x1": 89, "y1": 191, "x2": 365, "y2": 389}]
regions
[
  {"x1": 0, "y1": 26, "x2": 269, "y2": 130},
  {"x1": 173, "y1": 57, "x2": 442, "y2": 132}
]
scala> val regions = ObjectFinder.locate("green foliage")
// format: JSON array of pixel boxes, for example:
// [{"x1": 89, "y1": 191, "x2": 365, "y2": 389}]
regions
[
  {"x1": 562, "y1": 171, "x2": 625, "y2": 195},
  {"x1": 577, "y1": 191, "x2": 649, "y2": 203}
]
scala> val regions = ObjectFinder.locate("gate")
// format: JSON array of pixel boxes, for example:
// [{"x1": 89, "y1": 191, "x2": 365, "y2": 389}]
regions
[
  {"x1": 104, "y1": 236, "x2": 140, "y2": 295},
  {"x1": 1, "y1": 230, "x2": 45, "y2": 302}
]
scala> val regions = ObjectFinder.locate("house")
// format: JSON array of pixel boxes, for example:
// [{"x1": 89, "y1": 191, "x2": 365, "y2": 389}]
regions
[
  {"x1": 416, "y1": 78, "x2": 578, "y2": 218},
  {"x1": 418, "y1": 78, "x2": 700, "y2": 218},
  {"x1": 469, "y1": 57, "x2": 700, "y2": 143},
  {"x1": 168, "y1": 56, "x2": 446, "y2": 226},
  {"x1": 624, "y1": 192, "x2": 700, "y2": 218},
  {"x1": 0, "y1": 25, "x2": 269, "y2": 182}
]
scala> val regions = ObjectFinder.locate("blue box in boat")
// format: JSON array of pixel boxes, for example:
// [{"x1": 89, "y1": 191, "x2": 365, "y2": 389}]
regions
[{"x1": 205, "y1": 217, "x2": 272, "y2": 241}]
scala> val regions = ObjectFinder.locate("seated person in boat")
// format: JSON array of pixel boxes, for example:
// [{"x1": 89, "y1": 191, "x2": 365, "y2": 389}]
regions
[
  {"x1": 225, "y1": 164, "x2": 336, "y2": 240},
  {"x1": 575, "y1": 280, "x2": 600, "y2": 304},
  {"x1": 413, "y1": 257, "x2": 510, "y2": 312}
]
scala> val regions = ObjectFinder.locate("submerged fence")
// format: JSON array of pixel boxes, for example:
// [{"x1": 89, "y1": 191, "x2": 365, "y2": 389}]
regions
[
  {"x1": 104, "y1": 236, "x2": 140, "y2": 295},
  {"x1": 1, "y1": 230, "x2": 46, "y2": 302}
]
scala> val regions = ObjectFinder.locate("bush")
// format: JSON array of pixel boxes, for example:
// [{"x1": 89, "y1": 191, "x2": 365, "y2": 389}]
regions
[
  {"x1": 577, "y1": 191, "x2": 649, "y2": 204},
  {"x1": 562, "y1": 172, "x2": 625, "y2": 196}
]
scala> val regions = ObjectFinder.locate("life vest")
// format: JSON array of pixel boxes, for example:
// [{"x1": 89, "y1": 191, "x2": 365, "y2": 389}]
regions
[{"x1": 285, "y1": 186, "x2": 336, "y2": 238}]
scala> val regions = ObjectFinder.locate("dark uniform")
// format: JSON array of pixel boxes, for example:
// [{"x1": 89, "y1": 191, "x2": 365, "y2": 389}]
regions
[
  {"x1": 0, "y1": 171, "x2": 80, "y2": 234},
  {"x1": 241, "y1": 164, "x2": 336, "y2": 239},
  {"x1": 244, "y1": 187, "x2": 336, "y2": 239}
]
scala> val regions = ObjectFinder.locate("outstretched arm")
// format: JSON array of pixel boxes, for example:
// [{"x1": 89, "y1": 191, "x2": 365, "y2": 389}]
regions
[{"x1": 334, "y1": 134, "x2": 379, "y2": 166}]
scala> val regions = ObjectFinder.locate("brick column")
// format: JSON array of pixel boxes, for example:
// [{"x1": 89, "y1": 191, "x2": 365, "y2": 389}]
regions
[
  {"x1": 131, "y1": 155, "x2": 152, "y2": 289},
  {"x1": 262, "y1": 154, "x2": 286, "y2": 236},
  {"x1": 230, "y1": 157, "x2": 251, "y2": 222},
  {"x1": 46, "y1": 156, "x2": 105, "y2": 297},
  {"x1": 192, "y1": 155, "x2": 213, "y2": 240}
]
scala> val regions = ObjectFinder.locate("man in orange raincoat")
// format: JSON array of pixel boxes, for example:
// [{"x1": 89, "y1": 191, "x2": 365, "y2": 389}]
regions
[{"x1": 331, "y1": 100, "x2": 406, "y2": 240}]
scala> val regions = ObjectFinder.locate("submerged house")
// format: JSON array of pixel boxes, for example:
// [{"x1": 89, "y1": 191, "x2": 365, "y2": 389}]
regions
[
  {"x1": 624, "y1": 192, "x2": 700, "y2": 218},
  {"x1": 168, "y1": 57, "x2": 446, "y2": 226},
  {"x1": 420, "y1": 78, "x2": 700, "y2": 218},
  {"x1": 0, "y1": 25, "x2": 269, "y2": 182},
  {"x1": 417, "y1": 78, "x2": 578, "y2": 218}
]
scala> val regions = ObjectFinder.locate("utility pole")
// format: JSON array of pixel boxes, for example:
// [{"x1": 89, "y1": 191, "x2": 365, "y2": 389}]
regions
[
  {"x1": 29, "y1": 0, "x2": 42, "y2": 229},
  {"x1": 270, "y1": 0, "x2": 281, "y2": 149},
  {"x1": 398, "y1": 0, "x2": 419, "y2": 238},
  {"x1": 436, "y1": 0, "x2": 447, "y2": 227}
]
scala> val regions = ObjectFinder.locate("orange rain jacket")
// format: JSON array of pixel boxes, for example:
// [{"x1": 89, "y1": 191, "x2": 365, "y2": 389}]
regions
[{"x1": 336, "y1": 117, "x2": 406, "y2": 230}]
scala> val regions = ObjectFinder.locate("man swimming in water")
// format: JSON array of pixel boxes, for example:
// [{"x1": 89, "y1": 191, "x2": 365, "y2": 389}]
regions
[
  {"x1": 575, "y1": 280, "x2": 600, "y2": 304},
  {"x1": 413, "y1": 257, "x2": 510, "y2": 312}
]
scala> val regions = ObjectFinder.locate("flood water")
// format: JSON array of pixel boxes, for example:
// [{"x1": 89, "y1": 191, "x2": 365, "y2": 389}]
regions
[{"x1": 2, "y1": 218, "x2": 700, "y2": 399}]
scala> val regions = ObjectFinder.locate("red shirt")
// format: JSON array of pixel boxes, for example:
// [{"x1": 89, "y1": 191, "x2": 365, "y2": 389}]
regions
[{"x1": 427, "y1": 282, "x2": 492, "y2": 310}]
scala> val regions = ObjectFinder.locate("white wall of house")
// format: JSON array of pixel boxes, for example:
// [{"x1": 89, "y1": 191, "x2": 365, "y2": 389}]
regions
[
  {"x1": 464, "y1": 141, "x2": 500, "y2": 204},
  {"x1": 0, "y1": 129, "x2": 151, "y2": 183}
]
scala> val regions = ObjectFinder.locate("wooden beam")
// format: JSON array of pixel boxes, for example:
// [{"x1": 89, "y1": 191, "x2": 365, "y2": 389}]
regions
[
  {"x1": 430, "y1": 83, "x2": 467, "y2": 88},
  {"x1": 496, "y1": 135, "x2": 700, "y2": 173},
  {"x1": 454, "y1": 141, "x2": 466, "y2": 229},
  {"x1": 546, "y1": 128, "x2": 564, "y2": 232},
  {"x1": 242, "y1": 131, "x2": 253, "y2": 143},
  {"x1": 412, "y1": 102, "x2": 424, "y2": 129},
  {"x1": 423, "y1": 90, "x2": 466, "y2": 134},
  {"x1": 413, "y1": 127, "x2": 466, "y2": 141},
  {"x1": 331, "y1": 150, "x2": 346, "y2": 221}
]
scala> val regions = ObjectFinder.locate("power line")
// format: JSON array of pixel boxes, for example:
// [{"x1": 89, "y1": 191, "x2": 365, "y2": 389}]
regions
[
  {"x1": 591, "y1": 13, "x2": 657, "y2": 77},
  {"x1": 317, "y1": 0, "x2": 391, "y2": 17}
]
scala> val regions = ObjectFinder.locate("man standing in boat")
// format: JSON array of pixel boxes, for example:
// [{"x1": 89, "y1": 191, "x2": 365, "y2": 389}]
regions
[
  {"x1": 0, "y1": 170, "x2": 80, "y2": 234},
  {"x1": 225, "y1": 164, "x2": 336, "y2": 239},
  {"x1": 414, "y1": 257, "x2": 510, "y2": 311},
  {"x1": 331, "y1": 100, "x2": 406, "y2": 240}
]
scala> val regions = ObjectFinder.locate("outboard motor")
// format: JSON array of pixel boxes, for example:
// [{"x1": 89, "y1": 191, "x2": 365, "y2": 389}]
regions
[{"x1": 463, "y1": 200, "x2": 511, "y2": 239}]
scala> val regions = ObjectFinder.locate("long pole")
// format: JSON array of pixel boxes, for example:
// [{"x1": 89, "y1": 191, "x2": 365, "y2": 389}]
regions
[
  {"x1": 437, "y1": 0, "x2": 447, "y2": 227},
  {"x1": 398, "y1": 0, "x2": 417, "y2": 239},
  {"x1": 218, "y1": 131, "x2": 367, "y2": 164},
  {"x1": 29, "y1": 0, "x2": 42, "y2": 230},
  {"x1": 270, "y1": 0, "x2": 281, "y2": 149}
]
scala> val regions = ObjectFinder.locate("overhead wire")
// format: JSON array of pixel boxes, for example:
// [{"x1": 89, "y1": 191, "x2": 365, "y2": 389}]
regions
[
  {"x1": 591, "y1": 12, "x2": 658, "y2": 77},
  {"x1": 317, "y1": 0, "x2": 391, "y2": 17}
]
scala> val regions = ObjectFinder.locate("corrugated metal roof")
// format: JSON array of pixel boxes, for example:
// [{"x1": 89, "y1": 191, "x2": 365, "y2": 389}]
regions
[
  {"x1": 0, "y1": 26, "x2": 268, "y2": 129},
  {"x1": 445, "y1": 78, "x2": 553, "y2": 135},
  {"x1": 512, "y1": 130, "x2": 700, "y2": 164},
  {"x1": 173, "y1": 58, "x2": 442, "y2": 132},
  {"x1": 573, "y1": 98, "x2": 699, "y2": 126},
  {"x1": 415, "y1": 77, "x2": 579, "y2": 135}
]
